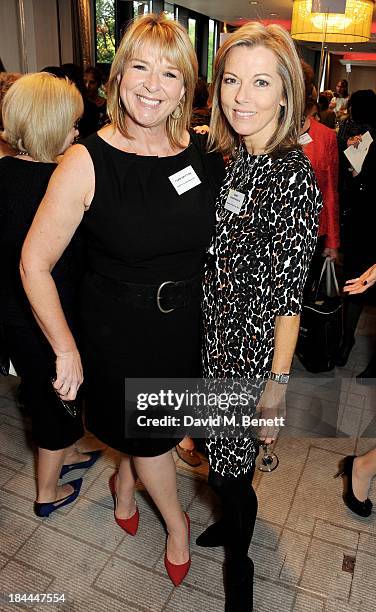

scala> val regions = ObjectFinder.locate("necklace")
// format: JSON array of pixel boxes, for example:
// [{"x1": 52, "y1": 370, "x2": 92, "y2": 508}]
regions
[{"x1": 17, "y1": 150, "x2": 30, "y2": 156}]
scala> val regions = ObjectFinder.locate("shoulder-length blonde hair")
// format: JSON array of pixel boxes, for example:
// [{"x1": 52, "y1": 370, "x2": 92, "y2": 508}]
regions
[
  {"x1": 2, "y1": 72, "x2": 83, "y2": 162},
  {"x1": 107, "y1": 13, "x2": 198, "y2": 148},
  {"x1": 209, "y1": 22, "x2": 304, "y2": 158}
]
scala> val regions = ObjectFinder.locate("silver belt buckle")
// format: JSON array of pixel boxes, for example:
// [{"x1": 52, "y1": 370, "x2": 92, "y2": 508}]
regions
[{"x1": 157, "y1": 281, "x2": 176, "y2": 314}]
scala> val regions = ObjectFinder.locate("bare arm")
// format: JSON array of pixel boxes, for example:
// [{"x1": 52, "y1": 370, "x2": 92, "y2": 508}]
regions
[
  {"x1": 257, "y1": 158, "x2": 322, "y2": 443},
  {"x1": 257, "y1": 315, "x2": 300, "y2": 443},
  {"x1": 271, "y1": 314, "x2": 300, "y2": 372},
  {"x1": 20, "y1": 144, "x2": 94, "y2": 399}
]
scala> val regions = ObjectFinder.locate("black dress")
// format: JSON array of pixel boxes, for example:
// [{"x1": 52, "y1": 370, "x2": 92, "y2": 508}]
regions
[
  {"x1": 79, "y1": 133, "x2": 223, "y2": 455},
  {"x1": 0, "y1": 157, "x2": 84, "y2": 450},
  {"x1": 202, "y1": 146, "x2": 322, "y2": 477},
  {"x1": 342, "y1": 140, "x2": 376, "y2": 279}
]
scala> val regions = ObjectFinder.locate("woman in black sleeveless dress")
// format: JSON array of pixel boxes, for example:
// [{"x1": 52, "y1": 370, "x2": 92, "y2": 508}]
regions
[
  {"x1": 21, "y1": 15, "x2": 223, "y2": 587},
  {"x1": 0, "y1": 72, "x2": 93, "y2": 517}
]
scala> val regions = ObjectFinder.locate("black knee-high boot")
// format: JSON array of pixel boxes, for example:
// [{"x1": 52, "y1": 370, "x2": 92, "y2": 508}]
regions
[{"x1": 198, "y1": 468, "x2": 257, "y2": 612}]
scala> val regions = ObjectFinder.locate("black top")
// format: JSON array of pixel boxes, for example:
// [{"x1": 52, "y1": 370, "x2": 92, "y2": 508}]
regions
[
  {"x1": 0, "y1": 157, "x2": 82, "y2": 327},
  {"x1": 80, "y1": 131, "x2": 224, "y2": 284}
]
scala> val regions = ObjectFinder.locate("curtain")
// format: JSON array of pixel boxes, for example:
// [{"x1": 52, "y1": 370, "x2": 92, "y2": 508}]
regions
[{"x1": 71, "y1": 0, "x2": 93, "y2": 68}]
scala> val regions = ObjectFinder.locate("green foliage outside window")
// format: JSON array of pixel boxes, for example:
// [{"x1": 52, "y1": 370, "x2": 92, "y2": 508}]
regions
[
  {"x1": 163, "y1": 2, "x2": 174, "y2": 20},
  {"x1": 96, "y1": 0, "x2": 115, "y2": 64},
  {"x1": 134, "y1": 1, "x2": 151, "y2": 18},
  {"x1": 188, "y1": 18, "x2": 196, "y2": 50},
  {"x1": 207, "y1": 20, "x2": 215, "y2": 83}
]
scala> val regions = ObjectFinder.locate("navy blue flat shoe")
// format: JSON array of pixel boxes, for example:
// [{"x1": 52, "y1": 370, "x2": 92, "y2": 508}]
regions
[
  {"x1": 34, "y1": 478, "x2": 82, "y2": 517},
  {"x1": 60, "y1": 450, "x2": 102, "y2": 478}
]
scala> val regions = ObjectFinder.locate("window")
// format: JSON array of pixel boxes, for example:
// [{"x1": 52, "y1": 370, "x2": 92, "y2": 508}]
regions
[
  {"x1": 164, "y1": 2, "x2": 174, "y2": 20},
  {"x1": 133, "y1": 1, "x2": 151, "y2": 18},
  {"x1": 207, "y1": 19, "x2": 216, "y2": 82},
  {"x1": 188, "y1": 18, "x2": 196, "y2": 50},
  {"x1": 95, "y1": 0, "x2": 116, "y2": 64}
]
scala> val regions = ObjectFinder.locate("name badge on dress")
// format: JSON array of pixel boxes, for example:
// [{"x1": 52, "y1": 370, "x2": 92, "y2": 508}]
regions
[
  {"x1": 169, "y1": 165, "x2": 201, "y2": 195},
  {"x1": 298, "y1": 132, "x2": 313, "y2": 145},
  {"x1": 224, "y1": 189, "x2": 246, "y2": 215}
]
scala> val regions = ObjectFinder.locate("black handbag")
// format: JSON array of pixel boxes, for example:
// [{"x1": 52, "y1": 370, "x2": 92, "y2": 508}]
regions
[{"x1": 296, "y1": 257, "x2": 343, "y2": 373}]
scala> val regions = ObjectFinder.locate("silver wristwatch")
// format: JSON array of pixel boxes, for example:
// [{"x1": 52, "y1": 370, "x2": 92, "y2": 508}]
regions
[{"x1": 269, "y1": 371, "x2": 290, "y2": 384}]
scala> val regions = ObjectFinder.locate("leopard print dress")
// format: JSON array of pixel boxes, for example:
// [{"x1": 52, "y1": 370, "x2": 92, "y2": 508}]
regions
[{"x1": 202, "y1": 144, "x2": 322, "y2": 477}]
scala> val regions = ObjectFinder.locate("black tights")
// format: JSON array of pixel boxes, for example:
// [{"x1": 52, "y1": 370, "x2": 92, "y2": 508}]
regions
[{"x1": 208, "y1": 467, "x2": 258, "y2": 564}]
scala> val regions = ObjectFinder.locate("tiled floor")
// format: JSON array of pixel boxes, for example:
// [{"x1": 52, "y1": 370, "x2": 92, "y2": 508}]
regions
[{"x1": 0, "y1": 307, "x2": 375, "y2": 611}]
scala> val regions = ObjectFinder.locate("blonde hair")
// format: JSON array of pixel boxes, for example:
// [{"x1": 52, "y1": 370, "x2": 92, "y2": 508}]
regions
[
  {"x1": 0, "y1": 72, "x2": 22, "y2": 129},
  {"x1": 209, "y1": 22, "x2": 304, "y2": 157},
  {"x1": 2, "y1": 72, "x2": 83, "y2": 162},
  {"x1": 106, "y1": 13, "x2": 198, "y2": 148}
]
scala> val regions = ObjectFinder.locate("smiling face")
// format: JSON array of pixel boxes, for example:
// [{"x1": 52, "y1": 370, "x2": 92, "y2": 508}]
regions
[
  {"x1": 119, "y1": 44, "x2": 185, "y2": 130},
  {"x1": 220, "y1": 44, "x2": 285, "y2": 154}
]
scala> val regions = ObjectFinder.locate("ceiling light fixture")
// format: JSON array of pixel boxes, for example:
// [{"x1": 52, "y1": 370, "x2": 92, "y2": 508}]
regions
[{"x1": 291, "y1": 0, "x2": 374, "y2": 43}]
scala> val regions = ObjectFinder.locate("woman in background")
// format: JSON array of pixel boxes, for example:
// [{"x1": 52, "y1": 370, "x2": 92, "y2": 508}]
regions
[
  {"x1": 0, "y1": 71, "x2": 21, "y2": 158},
  {"x1": 329, "y1": 79, "x2": 349, "y2": 118},
  {"x1": 336, "y1": 262, "x2": 376, "y2": 517},
  {"x1": 84, "y1": 65, "x2": 108, "y2": 129},
  {"x1": 335, "y1": 90, "x2": 376, "y2": 367},
  {"x1": 0, "y1": 73, "x2": 100, "y2": 517}
]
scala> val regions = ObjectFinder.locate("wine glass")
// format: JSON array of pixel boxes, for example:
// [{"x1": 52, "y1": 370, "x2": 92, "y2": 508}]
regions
[{"x1": 256, "y1": 443, "x2": 279, "y2": 472}]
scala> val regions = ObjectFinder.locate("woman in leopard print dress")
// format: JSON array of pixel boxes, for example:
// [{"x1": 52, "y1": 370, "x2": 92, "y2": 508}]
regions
[{"x1": 196, "y1": 23, "x2": 322, "y2": 612}]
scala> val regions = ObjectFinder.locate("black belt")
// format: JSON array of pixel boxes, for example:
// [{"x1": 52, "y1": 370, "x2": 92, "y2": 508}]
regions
[{"x1": 91, "y1": 272, "x2": 202, "y2": 313}]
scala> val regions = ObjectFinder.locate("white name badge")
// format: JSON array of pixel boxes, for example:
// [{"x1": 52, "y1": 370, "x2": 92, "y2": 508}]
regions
[
  {"x1": 169, "y1": 165, "x2": 201, "y2": 195},
  {"x1": 298, "y1": 132, "x2": 313, "y2": 145},
  {"x1": 224, "y1": 189, "x2": 246, "y2": 214}
]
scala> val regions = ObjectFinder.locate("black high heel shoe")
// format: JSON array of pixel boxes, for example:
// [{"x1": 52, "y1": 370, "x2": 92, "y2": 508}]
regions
[
  {"x1": 334, "y1": 456, "x2": 372, "y2": 517},
  {"x1": 34, "y1": 478, "x2": 82, "y2": 517}
]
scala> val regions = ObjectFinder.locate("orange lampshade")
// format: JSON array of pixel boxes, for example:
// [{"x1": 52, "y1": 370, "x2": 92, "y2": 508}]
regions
[{"x1": 291, "y1": 0, "x2": 374, "y2": 43}]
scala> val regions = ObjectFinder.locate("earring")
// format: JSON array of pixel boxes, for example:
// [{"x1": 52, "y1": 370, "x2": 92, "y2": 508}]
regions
[{"x1": 171, "y1": 101, "x2": 183, "y2": 120}]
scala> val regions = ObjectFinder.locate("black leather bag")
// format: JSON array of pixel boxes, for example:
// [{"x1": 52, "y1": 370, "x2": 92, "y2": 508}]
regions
[{"x1": 296, "y1": 258, "x2": 343, "y2": 373}]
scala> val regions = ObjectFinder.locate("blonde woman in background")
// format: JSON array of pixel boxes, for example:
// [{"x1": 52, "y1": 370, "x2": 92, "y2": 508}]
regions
[{"x1": 0, "y1": 73, "x2": 102, "y2": 518}]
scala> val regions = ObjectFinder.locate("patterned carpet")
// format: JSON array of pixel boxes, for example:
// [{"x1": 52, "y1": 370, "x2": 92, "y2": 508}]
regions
[{"x1": 0, "y1": 307, "x2": 375, "y2": 611}]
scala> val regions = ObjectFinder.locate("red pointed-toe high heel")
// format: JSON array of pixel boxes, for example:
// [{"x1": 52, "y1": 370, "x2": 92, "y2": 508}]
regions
[
  {"x1": 109, "y1": 472, "x2": 139, "y2": 536},
  {"x1": 164, "y1": 512, "x2": 191, "y2": 587}
]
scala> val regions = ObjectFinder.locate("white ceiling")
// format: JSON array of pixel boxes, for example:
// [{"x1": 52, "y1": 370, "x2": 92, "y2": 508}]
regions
[
  {"x1": 177, "y1": 0, "x2": 376, "y2": 53},
  {"x1": 177, "y1": 0, "x2": 294, "y2": 22}
]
